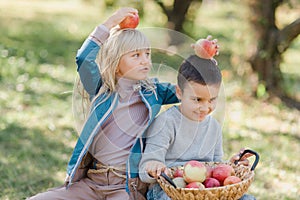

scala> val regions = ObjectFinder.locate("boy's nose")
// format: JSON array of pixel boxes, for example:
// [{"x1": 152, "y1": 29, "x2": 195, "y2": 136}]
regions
[{"x1": 199, "y1": 102, "x2": 210, "y2": 112}]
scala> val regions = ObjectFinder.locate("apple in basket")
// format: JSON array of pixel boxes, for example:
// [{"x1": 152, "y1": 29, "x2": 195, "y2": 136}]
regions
[
  {"x1": 212, "y1": 164, "x2": 235, "y2": 184},
  {"x1": 223, "y1": 175, "x2": 241, "y2": 186},
  {"x1": 183, "y1": 160, "x2": 207, "y2": 183},
  {"x1": 185, "y1": 181, "x2": 205, "y2": 189},
  {"x1": 173, "y1": 168, "x2": 184, "y2": 178},
  {"x1": 203, "y1": 177, "x2": 221, "y2": 188},
  {"x1": 206, "y1": 165, "x2": 214, "y2": 178},
  {"x1": 172, "y1": 177, "x2": 187, "y2": 188},
  {"x1": 119, "y1": 13, "x2": 139, "y2": 29}
]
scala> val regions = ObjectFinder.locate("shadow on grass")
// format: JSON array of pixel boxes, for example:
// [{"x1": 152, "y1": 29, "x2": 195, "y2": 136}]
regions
[{"x1": 0, "y1": 121, "x2": 73, "y2": 199}]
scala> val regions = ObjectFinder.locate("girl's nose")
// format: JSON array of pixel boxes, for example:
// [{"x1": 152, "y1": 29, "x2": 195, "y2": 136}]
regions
[{"x1": 140, "y1": 54, "x2": 150, "y2": 65}]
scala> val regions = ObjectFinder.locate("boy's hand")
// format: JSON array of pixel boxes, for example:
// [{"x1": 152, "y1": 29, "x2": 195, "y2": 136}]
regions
[
  {"x1": 103, "y1": 7, "x2": 138, "y2": 30},
  {"x1": 230, "y1": 148, "x2": 252, "y2": 166},
  {"x1": 145, "y1": 161, "x2": 171, "y2": 179}
]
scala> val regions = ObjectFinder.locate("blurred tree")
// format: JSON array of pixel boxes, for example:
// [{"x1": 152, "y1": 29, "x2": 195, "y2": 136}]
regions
[
  {"x1": 247, "y1": 0, "x2": 300, "y2": 109},
  {"x1": 154, "y1": 0, "x2": 202, "y2": 33}
]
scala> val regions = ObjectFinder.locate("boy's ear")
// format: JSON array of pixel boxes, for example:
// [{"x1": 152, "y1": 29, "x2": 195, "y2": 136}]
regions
[{"x1": 175, "y1": 85, "x2": 182, "y2": 100}]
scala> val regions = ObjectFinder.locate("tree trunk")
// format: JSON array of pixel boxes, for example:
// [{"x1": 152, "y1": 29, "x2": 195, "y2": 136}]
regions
[
  {"x1": 248, "y1": 0, "x2": 300, "y2": 104},
  {"x1": 155, "y1": 0, "x2": 201, "y2": 45}
]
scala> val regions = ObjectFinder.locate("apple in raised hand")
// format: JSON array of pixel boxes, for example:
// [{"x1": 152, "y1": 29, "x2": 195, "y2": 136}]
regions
[
  {"x1": 223, "y1": 175, "x2": 241, "y2": 186},
  {"x1": 203, "y1": 177, "x2": 221, "y2": 188},
  {"x1": 119, "y1": 13, "x2": 139, "y2": 29},
  {"x1": 212, "y1": 164, "x2": 235, "y2": 184},
  {"x1": 183, "y1": 160, "x2": 207, "y2": 183},
  {"x1": 191, "y1": 37, "x2": 218, "y2": 59},
  {"x1": 185, "y1": 181, "x2": 205, "y2": 189}
]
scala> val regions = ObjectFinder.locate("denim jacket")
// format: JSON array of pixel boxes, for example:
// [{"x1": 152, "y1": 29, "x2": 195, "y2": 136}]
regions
[{"x1": 66, "y1": 38, "x2": 178, "y2": 193}]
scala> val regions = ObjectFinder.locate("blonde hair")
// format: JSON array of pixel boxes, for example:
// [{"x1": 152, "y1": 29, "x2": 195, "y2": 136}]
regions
[
  {"x1": 96, "y1": 28, "x2": 151, "y2": 97},
  {"x1": 78, "y1": 28, "x2": 153, "y2": 116}
]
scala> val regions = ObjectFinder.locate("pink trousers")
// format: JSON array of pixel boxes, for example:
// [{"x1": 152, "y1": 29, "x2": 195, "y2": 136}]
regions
[{"x1": 27, "y1": 168, "x2": 129, "y2": 200}]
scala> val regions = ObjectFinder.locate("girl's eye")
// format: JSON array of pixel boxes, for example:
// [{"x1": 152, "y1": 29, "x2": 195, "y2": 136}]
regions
[
  {"x1": 209, "y1": 98, "x2": 217, "y2": 103},
  {"x1": 133, "y1": 53, "x2": 139, "y2": 57}
]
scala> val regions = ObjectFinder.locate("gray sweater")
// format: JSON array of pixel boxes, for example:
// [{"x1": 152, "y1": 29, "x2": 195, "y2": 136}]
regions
[{"x1": 139, "y1": 106, "x2": 223, "y2": 183}]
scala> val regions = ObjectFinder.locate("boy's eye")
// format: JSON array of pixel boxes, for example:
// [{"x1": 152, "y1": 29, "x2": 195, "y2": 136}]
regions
[{"x1": 192, "y1": 97, "x2": 201, "y2": 102}]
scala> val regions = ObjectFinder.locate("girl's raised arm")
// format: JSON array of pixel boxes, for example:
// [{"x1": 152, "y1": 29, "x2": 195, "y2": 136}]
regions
[{"x1": 75, "y1": 7, "x2": 138, "y2": 101}]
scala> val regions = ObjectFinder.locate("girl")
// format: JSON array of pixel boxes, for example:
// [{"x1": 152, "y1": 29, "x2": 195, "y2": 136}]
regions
[{"x1": 27, "y1": 7, "x2": 178, "y2": 200}]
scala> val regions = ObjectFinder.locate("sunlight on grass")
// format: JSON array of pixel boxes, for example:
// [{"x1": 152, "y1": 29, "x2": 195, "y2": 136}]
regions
[{"x1": 0, "y1": 0, "x2": 299, "y2": 199}]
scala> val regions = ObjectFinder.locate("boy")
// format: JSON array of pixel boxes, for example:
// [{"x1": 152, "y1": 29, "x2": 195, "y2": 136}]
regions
[{"x1": 139, "y1": 55, "x2": 255, "y2": 200}]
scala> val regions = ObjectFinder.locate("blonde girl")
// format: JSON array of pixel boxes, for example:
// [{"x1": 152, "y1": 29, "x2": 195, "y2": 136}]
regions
[{"x1": 28, "y1": 7, "x2": 178, "y2": 200}]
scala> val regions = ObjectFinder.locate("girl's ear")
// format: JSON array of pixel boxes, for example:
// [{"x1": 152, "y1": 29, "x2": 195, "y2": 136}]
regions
[{"x1": 175, "y1": 85, "x2": 182, "y2": 100}]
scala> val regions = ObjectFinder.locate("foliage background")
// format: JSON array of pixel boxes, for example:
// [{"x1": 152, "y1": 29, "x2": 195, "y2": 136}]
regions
[{"x1": 0, "y1": 0, "x2": 299, "y2": 199}]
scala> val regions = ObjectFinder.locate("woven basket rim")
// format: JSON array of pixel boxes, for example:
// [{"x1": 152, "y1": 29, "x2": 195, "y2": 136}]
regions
[{"x1": 157, "y1": 162, "x2": 255, "y2": 200}]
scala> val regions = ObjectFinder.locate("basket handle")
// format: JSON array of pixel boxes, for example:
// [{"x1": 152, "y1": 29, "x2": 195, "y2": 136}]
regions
[
  {"x1": 234, "y1": 149, "x2": 260, "y2": 171},
  {"x1": 160, "y1": 172, "x2": 177, "y2": 188}
]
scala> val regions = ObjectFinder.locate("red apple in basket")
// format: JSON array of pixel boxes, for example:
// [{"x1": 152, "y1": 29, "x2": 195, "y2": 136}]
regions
[
  {"x1": 183, "y1": 160, "x2": 207, "y2": 183},
  {"x1": 212, "y1": 164, "x2": 235, "y2": 184},
  {"x1": 206, "y1": 165, "x2": 214, "y2": 178},
  {"x1": 172, "y1": 177, "x2": 187, "y2": 188},
  {"x1": 119, "y1": 13, "x2": 139, "y2": 29},
  {"x1": 173, "y1": 168, "x2": 184, "y2": 178},
  {"x1": 185, "y1": 181, "x2": 205, "y2": 189},
  {"x1": 191, "y1": 37, "x2": 218, "y2": 59},
  {"x1": 203, "y1": 177, "x2": 221, "y2": 188},
  {"x1": 223, "y1": 175, "x2": 241, "y2": 186}
]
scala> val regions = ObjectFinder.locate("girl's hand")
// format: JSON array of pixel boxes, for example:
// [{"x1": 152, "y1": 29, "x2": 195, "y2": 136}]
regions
[
  {"x1": 145, "y1": 161, "x2": 170, "y2": 179},
  {"x1": 230, "y1": 148, "x2": 252, "y2": 166},
  {"x1": 103, "y1": 7, "x2": 138, "y2": 30}
]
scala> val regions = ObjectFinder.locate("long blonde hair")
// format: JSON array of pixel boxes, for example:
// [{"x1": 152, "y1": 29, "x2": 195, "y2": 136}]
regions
[
  {"x1": 79, "y1": 29, "x2": 153, "y2": 112},
  {"x1": 96, "y1": 28, "x2": 151, "y2": 97}
]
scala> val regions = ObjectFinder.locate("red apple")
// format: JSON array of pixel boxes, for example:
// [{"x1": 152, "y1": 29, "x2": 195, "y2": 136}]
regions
[
  {"x1": 191, "y1": 38, "x2": 218, "y2": 59},
  {"x1": 203, "y1": 178, "x2": 221, "y2": 188},
  {"x1": 223, "y1": 176, "x2": 241, "y2": 186},
  {"x1": 173, "y1": 168, "x2": 184, "y2": 178},
  {"x1": 212, "y1": 164, "x2": 235, "y2": 184},
  {"x1": 172, "y1": 177, "x2": 187, "y2": 188},
  {"x1": 185, "y1": 181, "x2": 205, "y2": 189},
  {"x1": 183, "y1": 160, "x2": 207, "y2": 183},
  {"x1": 119, "y1": 13, "x2": 139, "y2": 29},
  {"x1": 205, "y1": 165, "x2": 213, "y2": 178}
]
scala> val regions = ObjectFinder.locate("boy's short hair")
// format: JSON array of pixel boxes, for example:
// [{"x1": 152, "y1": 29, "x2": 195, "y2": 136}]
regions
[{"x1": 177, "y1": 55, "x2": 222, "y2": 90}]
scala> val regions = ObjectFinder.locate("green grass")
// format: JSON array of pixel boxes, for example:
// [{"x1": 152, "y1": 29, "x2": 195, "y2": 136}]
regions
[{"x1": 0, "y1": 0, "x2": 299, "y2": 199}]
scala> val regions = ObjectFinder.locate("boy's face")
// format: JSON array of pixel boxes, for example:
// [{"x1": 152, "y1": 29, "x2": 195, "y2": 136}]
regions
[{"x1": 176, "y1": 81, "x2": 220, "y2": 122}]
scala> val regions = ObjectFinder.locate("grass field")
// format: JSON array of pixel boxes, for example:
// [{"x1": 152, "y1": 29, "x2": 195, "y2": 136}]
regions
[{"x1": 0, "y1": 0, "x2": 299, "y2": 199}]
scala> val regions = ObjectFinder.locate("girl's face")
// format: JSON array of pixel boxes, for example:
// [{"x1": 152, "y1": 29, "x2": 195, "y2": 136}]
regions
[
  {"x1": 176, "y1": 81, "x2": 220, "y2": 122},
  {"x1": 117, "y1": 48, "x2": 151, "y2": 80}
]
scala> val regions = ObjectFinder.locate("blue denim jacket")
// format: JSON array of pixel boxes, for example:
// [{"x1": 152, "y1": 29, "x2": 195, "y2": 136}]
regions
[{"x1": 66, "y1": 38, "x2": 178, "y2": 192}]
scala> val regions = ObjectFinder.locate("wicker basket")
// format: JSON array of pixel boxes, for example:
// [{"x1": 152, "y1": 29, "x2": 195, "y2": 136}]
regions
[{"x1": 157, "y1": 149, "x2": 259, "y2": 200}]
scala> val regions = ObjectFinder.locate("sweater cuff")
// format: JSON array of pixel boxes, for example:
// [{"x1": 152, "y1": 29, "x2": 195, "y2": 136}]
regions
[
  {"x1": 88, "y1": 24, "x2": 110, "y2": 45},
  {"x1": 139, "y1": 170, "x2": 157, "y2": 184}
]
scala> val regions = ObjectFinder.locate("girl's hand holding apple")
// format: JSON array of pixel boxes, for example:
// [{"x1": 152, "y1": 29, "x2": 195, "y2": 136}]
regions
[{"x1": 103, "y1": 7, "x2": 138, "y2": 30}]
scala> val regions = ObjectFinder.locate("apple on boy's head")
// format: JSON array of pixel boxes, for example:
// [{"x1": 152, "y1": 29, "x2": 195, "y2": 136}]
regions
[
  {"x1": 119, "y1": 13, "x2": 139, "y2": 29},
  {"x1": 191, "y1": 37, "x2": 218, "y2": 59}
]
